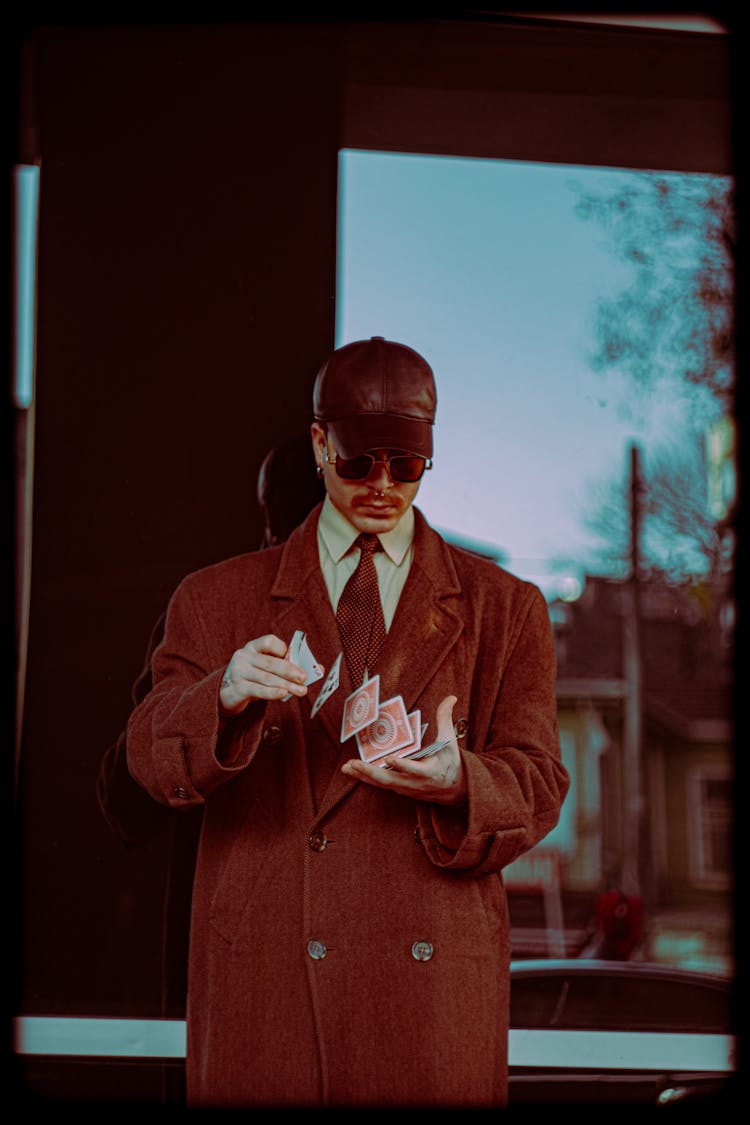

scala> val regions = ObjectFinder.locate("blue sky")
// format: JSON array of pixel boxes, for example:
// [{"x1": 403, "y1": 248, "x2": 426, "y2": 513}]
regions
[{"x1": 335, "y1": 149, "x2": 714, "y2": 599}]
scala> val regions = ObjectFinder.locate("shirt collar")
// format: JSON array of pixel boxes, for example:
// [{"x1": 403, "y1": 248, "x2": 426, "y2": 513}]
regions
[{"x1": 318, "y1": 494, "x2": 415, "y2": 566}]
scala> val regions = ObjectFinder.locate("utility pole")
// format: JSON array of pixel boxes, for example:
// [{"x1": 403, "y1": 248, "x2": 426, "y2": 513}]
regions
[{"x1": 621, "y1": 443, "x2": 644, "y2": 899}]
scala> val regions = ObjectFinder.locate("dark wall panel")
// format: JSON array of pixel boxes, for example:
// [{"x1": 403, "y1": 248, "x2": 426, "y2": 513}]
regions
[
  {"x1": 341, "y1": 19, "x2": 732, "y2": 173},
  {"x1": 19, "y1": 22, "x2": 340, "y2": 1015}
]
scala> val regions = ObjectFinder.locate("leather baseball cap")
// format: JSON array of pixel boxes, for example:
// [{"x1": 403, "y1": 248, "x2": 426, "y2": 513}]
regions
[{"x1": 312, "y1": 336, "x2": 437, "y2": 459}]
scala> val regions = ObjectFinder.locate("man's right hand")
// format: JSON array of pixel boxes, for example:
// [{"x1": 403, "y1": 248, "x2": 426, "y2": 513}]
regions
[{"x1": 219, "y1": 634, "x2": 308, "y2": 716}]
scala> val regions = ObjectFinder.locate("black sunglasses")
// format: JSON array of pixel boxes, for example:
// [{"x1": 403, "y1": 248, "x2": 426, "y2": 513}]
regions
[{"x1": 324, "y1": 449, "x2": 432, "y2": 483}]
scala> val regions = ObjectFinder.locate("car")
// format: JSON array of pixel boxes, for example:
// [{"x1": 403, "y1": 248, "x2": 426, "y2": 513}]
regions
[
  {"x1": 508, "y1": 958, "x2": 736, "y2": 1104},
  {"x1": 14, "y1": 958, "x2": 736, "y2": 1106}
]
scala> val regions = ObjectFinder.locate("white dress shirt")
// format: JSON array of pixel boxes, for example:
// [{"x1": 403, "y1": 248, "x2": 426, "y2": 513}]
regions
[{"x1": 316, "y1": 495, "x2": 415, "y2": 631}]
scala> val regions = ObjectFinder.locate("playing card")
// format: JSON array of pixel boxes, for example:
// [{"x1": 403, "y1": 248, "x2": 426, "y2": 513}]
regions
[
  {"x1": 288, "y1": 629, "x2": 303, "y2": 665},
  {"x1": 356, "y1": 694, "x2": 414, "y2": 763},
  {"x1": 297, "y1": 633, "x2": 324, "y2": 685},
  {"x1": 377, "y1": 709, "x2": 421, "y2": 767},
  {"x1": 282, "y1": 631, "x2": 324, "y2": 701},
  {"x1": 403, "y1": 736, "x2": 452, "y2": 761},
  {"x1": 380, "y1": 734, "x2": 452, "y2": 769},
  {"x1": 310, "y1": 651, "x2": 342, "y2": 719},
  {"x1": 341, "y1": 675, "x2": 380, "y2": 741}
]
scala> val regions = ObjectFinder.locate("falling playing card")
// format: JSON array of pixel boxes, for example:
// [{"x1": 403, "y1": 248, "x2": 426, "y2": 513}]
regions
[
  {"x1": 356, "y1": 694, "x2": 414, "y2": 763},
  {"x1": 310, "y1": 651, "x2": 343, "y2": 719},
  {"x1": 282, "y1": 631, "x2": 324, "y2": 701},
  {"x1": 341, "y1": 675, "x2": 380, "y2": 741}
]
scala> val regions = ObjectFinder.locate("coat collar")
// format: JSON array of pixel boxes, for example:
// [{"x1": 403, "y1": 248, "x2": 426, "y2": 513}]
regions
[{"x1": 269, "y1": 502, "x2": 464, "y2": 818}]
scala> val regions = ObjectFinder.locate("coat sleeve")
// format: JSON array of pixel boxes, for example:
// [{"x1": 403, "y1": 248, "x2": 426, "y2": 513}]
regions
[
  {"x1": 417, "y1": 584, "x2": 569, "y2": 875},
  {"x1": 126, "y1": 574, "x2": 267, "y2": 808}
]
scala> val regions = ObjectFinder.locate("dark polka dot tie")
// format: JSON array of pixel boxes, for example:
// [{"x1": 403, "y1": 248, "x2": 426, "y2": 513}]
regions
[{"x1": 336, "y1": 533, "x2": 387, "y2": 687}]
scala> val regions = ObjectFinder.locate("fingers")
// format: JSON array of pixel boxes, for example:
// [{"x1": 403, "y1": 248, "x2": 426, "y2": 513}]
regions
[
  {"x1": 382, "y1": 750, "x2": 453, "y2": 787},
  {"x1": 435, "y1": 694, "x2": 458, "y2": 741},
  {"x1": 247, "y1": 635, "x2": 309, "y2": 692},
  {"x1": 251, "y1": 634, "x2": 289, "y2": 660},
  {"x1": 219, "y1": 634, "x2": 308, "y2": 716}
]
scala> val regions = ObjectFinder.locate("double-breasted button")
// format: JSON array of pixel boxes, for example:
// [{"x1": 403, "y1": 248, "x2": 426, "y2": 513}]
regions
[
  {"x1": 309, "y1": 830, "x2": 328, "y2": 852},
  {"x1": 173, "y1": 786, "x2": 190, "y2": 800},
  {"x1": 307, "y1": 939, "x2": 327, "y2": 961},
  {"x1": 454, "y1": 717, "x2": 468, "y2": 740},
  {"x1": 262, "y1": 725, "x2": 282, "y2": 746},
  {"x1": 411, "y1": 940, "x2": 434, "y2": 962}
]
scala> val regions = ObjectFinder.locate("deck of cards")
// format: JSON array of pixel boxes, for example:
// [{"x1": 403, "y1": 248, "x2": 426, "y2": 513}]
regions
[
  {"x1": 284, "y1": 631, "x2": 449, "y2": 766},
  {"x1": 341, "y1": 674, "x2": 448, "y2": 766}
]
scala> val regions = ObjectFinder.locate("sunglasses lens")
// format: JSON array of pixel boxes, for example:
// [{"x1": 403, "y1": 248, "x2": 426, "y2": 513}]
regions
[
  {"x1": 390, "y1": 457, "x2": 426, "y2": 482},
  {"x1": 336, "y1": 455, "x2": 373, "y2": 480}
]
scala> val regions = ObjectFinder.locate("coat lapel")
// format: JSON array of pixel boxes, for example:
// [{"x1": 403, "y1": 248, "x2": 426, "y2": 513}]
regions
[
  {"x1": 269, "y1": 505, "x2": 348, "y2": 750},
  {"x1": 370, "y1": 510, "x2": 464, "y2": 714}
]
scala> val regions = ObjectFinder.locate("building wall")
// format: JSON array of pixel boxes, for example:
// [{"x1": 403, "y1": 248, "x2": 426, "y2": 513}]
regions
[{"x1": 656, "y1": 733, "x2": 732, "y2": 902}]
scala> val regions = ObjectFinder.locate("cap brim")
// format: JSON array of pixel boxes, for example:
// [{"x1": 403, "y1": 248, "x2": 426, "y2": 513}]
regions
[{"x1": 326, "y1": 415, "x2": 433, "y2": 460}]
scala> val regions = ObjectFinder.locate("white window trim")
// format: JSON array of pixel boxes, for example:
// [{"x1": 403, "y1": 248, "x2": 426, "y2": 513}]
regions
[
  {"x1": 687, "y1": 764, "x2": 732, "y2": 890},
  {"x1": 13, "y1": 1017, "x2": 736, "y2": 1074}
]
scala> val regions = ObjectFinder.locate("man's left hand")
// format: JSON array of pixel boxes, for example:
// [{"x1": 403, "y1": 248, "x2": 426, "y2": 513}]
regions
[{"x1": 341, "y1": 694, "x2": 467, "y2": 806}]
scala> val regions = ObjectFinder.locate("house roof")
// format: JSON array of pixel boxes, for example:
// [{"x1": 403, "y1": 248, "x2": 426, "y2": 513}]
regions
[{"x1": 552, "y1": 575, "x2": 733, "y2": 738}]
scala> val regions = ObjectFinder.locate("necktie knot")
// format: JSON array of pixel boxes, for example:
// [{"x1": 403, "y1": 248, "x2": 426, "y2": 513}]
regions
[{"x1": 357, "y1": 533, "x2": 380, "y2": 557}]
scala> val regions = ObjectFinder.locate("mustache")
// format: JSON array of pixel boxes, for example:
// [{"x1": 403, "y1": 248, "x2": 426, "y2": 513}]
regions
[{"x1": 352, "y1": 490, "x2": 403, "y2": 509}]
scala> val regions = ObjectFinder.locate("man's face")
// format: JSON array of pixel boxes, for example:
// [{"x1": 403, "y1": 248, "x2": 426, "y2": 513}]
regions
[{"x1": 311, "y1": 422, "x2": 422, "y2": 534}]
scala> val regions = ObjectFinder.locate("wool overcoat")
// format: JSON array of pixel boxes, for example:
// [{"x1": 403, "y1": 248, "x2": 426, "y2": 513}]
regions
[{"x1": 126, "y1": 503, "x2": 569, "y2": 1108}]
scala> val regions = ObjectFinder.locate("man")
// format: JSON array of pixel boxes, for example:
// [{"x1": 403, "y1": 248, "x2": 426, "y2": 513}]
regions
[{"x1": 126, "y1": 336, "x2": 569, "y2": 1108}]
